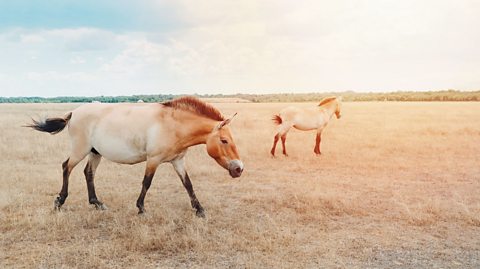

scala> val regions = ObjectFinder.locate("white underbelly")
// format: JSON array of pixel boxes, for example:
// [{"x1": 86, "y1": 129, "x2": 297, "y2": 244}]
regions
[
  {"x1": 92, "y1": 136, "x2": 147, "y2": 164},
  {"x1": 293, "y1": 119, "x2": 318, "y2": 131},
  {"x1": 292, "y1": 115, "x2": 325, "y2": 131}
]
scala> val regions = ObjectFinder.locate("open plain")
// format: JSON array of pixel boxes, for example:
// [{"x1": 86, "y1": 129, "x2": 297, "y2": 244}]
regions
[{"x1": 1, "y1": 102, "x2": 479, "y2": 268}]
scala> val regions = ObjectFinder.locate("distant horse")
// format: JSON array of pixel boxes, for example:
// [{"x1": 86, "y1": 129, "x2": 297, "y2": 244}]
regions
[
  {"x1": 27, "y1": 96, "x2": 243, "y2": 217},
  {"x1": 270, "y1": 96, "x2": 342, "y2": 156}
]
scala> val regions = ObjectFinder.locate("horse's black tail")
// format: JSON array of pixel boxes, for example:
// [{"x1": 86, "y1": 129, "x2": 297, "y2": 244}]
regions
[
  {"x1": 272, "y1": 114, "x2": 282, "y2": 125},
  {"x1": 25, "y1": 112, "x2": 72, "y2": 135}
]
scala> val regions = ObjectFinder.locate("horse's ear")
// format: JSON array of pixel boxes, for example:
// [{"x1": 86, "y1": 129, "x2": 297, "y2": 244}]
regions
[
  {"x1": 319, "y1": 96, "x2": 336, "y2": 106},
  {"x1": 217, "y1": 113, "x2": 237, "y2": 129}
]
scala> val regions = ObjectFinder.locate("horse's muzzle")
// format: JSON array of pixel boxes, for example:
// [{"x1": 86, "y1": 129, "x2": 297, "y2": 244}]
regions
[{"x1": 228, "y1": 160, "x2": 244, "y2": 178}]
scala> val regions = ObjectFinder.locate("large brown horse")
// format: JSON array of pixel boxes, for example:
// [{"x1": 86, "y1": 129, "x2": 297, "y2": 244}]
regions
[{"x1": 27, "y1": 96, "x2": 243, "y2": 217}]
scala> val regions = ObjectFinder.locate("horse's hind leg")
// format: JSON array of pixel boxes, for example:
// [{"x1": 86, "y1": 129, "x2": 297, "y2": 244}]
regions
[
  {"x1": 84, "y1": 152, "x2": 106, "y2": 210},
  {"x1": 54, "y1": 137, "x2": 91, "y2": 210},
  {"x1": 55, "y1": 158, "x2": 71, "y2": 209},
  {"x1": 281, "y1": 133, "x2": 288, "y2": 156},
  {"x1": 270, "y1": 134, "x2": 280, "y2": 156},
  {"x1": 171, "y1": 156, "x2": 205, "y2": 217},
  {"x1": 272, "y1": 124, "x2": 291, "y2": 157},
  {"x1": 55, "y1": 150, "x2": 90, "y2": 210}
]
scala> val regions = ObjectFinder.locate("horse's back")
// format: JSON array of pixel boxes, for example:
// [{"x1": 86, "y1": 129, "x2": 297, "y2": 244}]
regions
[
  {"x1": 68, "y1": 103, "x2": 167, "y2": 164},
  {"x1": 72, "y1": 102, "x2": 156, "y2": 116},
  {"x1": 279, "y1": 106, "x2": 317, "y2": 121},
  {"x1": 279, "y1": 106, "x2": 325, "y2": 130},
  {"x1": 278, "y1": 106, "x2": 302, "y2": 121},
  {"x1": 71, "y1": 103, "x2": 160, "y2": 127}
]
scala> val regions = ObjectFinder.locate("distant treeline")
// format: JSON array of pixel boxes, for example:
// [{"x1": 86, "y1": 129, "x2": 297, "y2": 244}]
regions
[
  {"x1": 1, "y1": 90, "x2": 479, "y2": 103},
  {"x1": 0, "y1": 94, "x2": 176, "y2": 103},
  {"x1": 217, "y1": 90, "x2": 480, "y2": 102}
]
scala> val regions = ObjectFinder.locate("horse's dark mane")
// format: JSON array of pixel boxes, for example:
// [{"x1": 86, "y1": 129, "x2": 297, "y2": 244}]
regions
[
  {"x1": 162, "y1": 96, "x2": 225, "y2": 121},
  {"x1": 318, "y1": 96, "x2": 337, "y2": 107}
]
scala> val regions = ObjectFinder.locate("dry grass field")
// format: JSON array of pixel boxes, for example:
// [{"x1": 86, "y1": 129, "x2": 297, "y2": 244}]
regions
[{"x1": 1, "y1": 102, "x2": 479, "y2": 268}]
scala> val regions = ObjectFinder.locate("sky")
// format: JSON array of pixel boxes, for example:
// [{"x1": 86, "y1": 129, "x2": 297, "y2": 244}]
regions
[{"x1": 0, "y1": 0, "x2": 479, "y2": 97}]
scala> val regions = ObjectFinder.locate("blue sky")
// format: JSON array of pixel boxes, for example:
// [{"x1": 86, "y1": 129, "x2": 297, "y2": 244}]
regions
[
  {"x1": 1, "y1": 0, "x2": 479, "y2": 97},
  {"x1": 0, "y1": 1, "x2": 181, "y2": 31}
]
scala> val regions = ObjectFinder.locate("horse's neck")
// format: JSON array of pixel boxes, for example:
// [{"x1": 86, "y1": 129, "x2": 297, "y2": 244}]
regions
[
  {"x1": 172, "y1": 113, "x2": 217, "y2": 148},
  {"x1": 321, "y1": 102, "x2": 337, "y2": 118}
]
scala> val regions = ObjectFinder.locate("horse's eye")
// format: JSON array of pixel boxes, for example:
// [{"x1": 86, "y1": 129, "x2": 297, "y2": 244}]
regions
[{"x1": 221, "y1": 139, "x2": 228, "y2": 144}]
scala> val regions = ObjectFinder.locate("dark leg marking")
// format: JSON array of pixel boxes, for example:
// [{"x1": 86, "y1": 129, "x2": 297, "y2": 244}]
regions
[
  {"x1": 314, "y1": 133, "x2": 322, "y2": 155},
  {"x1": 84, "y1": 161, "x2": 106, "y2": 210},
  {"x1": 281, "y1": 133, "x2": 288, "y2": 156},
  {"x1": 136, "y1": 173, "x2": 155, "y2": 214},
  {"x1": 55, "y1": 158, "x2": 70, "y2": 210},
  {"x1": 270, "y1": 134, "x2": 279, "y2": 156},
  {"x1": 181, "y1": 172, "x2": 204, "y2": 218}
]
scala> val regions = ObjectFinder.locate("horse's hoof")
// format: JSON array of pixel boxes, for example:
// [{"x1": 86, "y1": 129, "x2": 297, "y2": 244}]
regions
[
  {"x1": 137, "y1": 207, "x2": 145, "y2": 214},
  {"x1": 196, "y1": 210, "x2": 205, "y2": 218},
  {"x1": 54, "y1": 198, "x2": 62, "y2": 211},
  {"x1": 89, "y1": 199, "x2": 108, "y2": 210},
  {"x1": 95, "y1": 203, "x2": 108, "y2": 210}
]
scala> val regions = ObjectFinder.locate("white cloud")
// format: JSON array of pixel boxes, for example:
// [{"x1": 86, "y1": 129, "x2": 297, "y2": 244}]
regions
[
  {"x1": 1, "y1": 0, "x2": 480, "y2": 97},
  {"x1": 48, "y1": 28, "x2": 119, "y2": 51},
  {"x1": 101, "y1": 38, "x2": 167, "y2": 74},
  {"x1": 153, "y1": 0, "x2": 480, "y2": 91},
  {"x1": 70, "y1": 56, "x2": 86, "y2": 64},
  {"x1": 20, "y1": 33, "x2": 45, "y2": 44},
  {"x1": 26, "y1": 71, "x2": 96, "y2": 82}
]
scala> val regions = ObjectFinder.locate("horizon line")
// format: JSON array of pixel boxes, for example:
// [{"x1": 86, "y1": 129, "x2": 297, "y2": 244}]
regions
[{"x1": 2, "y1": 89, "x2": 480, "y2": 99}]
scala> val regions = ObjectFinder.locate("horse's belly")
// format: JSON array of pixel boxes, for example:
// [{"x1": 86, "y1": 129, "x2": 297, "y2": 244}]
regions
[
  {"x1": 293, "y1": 120, "x2": 318, "y2": 131},
  {"x1": 93, "y1": 137, "x2": 147, "y2": 164}
]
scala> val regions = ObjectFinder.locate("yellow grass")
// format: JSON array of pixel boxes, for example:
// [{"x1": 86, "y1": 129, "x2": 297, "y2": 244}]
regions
[{"x1": 1, "y1": 102, "x2": 479, "y2": 268}]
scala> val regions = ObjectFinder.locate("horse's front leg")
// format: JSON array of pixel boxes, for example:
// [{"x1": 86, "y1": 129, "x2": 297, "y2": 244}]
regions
[
  {"x1": 314, "y1": 131, "x2": 322, "y2": 155},
  {"x1": 171, "y1": 157, "x2": 205, "y2": 217},
  {"x1": 136, "y1": 159, "x2": 160, "y2": 214}
]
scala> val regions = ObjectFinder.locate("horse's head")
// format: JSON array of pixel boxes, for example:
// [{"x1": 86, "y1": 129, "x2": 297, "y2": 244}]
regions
[
  {"x1": 319, "y1": 96, "x2": 342, "y2": 119},
  {"x1": 334, "y1": 97, "x2": 342, "y2": 119},
  {"x1": 206, "y1": 114, "x2": 243, "y2": 178}
]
